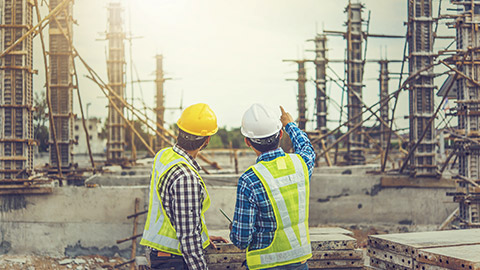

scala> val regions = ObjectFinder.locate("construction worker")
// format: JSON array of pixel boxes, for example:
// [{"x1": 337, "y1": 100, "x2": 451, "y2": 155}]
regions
[
  {"x1": 230, "y1": 104, "x2": 315, "y2": 270},
  {"x1": 140, "y1": 103, "x2": 228, "y2": 270}
]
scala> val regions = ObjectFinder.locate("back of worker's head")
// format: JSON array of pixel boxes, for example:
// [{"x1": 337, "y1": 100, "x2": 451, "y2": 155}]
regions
[
  {"x1": 241, "y1": 104, "x2": 282, "y2": 153},
  {"x1": 177, "y1": 103, "x2": 218, "y2": 151}
]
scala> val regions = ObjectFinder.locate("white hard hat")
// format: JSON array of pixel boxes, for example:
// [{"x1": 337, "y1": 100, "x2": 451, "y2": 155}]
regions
[{"x1": 241, "y1": 104, "x2": 282, "y2": 139}]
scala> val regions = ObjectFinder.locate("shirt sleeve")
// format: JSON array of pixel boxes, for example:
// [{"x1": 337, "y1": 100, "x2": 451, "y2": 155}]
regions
[
  {"x1": 230, "y1": 171, "x2": 257, "y2": 250},
  {"x1": 169, "y1": 165, "x2": 207, "y2": 270},
  {"x1": 285, "y1": 122, "x2": 316, "y2": 177}
]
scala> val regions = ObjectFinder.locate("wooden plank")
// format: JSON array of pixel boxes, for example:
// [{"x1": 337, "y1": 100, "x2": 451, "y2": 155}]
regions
[
  {"x1": 380, "y1": 176, "x2": 455, "y2": 188},
  {"x1": 310, "y1": 234, "x2": 358, "y2": 251},
  {"x1": 308, "y1": 259, "x2": 363, "y2": 268},
  {"x1": 309, "y1": 227, "x2": 353, "y2": 236},
  {"x1": 208, "y1": 262, "x2": 243, "y2": 270},
  {"x1": 0, "y1": 187, "x2": 53, "y2": 195},
  {"x1": 206, "y1": 249, "x2": 363, "y2": 264},
  {"x1": 367, "y1": 247, "x2": 413, "y2": 268},
  {"x1": 413, "y1": 261, "x2": 450, "y2": 270},
  {"x1": 369, "y1": 258, "x2": 410, "y2": 270},
  {"x1": 206, "y1": 253, "x2": 245, "y2": 264}
]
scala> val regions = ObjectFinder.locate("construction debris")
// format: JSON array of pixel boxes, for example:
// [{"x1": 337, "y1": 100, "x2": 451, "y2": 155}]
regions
[{"x1": 366, "y1": 229, "x2": 480, "y2": 269}]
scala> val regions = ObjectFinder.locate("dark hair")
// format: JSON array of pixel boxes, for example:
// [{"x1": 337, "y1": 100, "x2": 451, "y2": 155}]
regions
[
  {"x1": 247, "y1": 132, "x2": 280, "y2": 153},
  {"x1": 177, "y1": 129, "x2": 209, "y2": 151}
]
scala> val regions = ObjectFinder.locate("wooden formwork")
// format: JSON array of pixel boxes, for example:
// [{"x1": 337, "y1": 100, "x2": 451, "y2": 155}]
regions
[
  {"x1": 0, "y1": 0, "x2": 34, "y2": 182},
  {"x1": 48, "y1": 0, "x2": 74, "y2": 171}
]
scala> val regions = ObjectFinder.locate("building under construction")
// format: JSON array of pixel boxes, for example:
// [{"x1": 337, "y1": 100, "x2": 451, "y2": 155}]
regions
[{"x1": 0, "y1": 0, "x2": 480, "y2": 269}]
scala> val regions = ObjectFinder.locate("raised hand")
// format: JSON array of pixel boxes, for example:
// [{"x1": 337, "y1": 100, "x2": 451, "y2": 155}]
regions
[{"x1": 280, "y1": 106, "x2": 294, "y2": 127}]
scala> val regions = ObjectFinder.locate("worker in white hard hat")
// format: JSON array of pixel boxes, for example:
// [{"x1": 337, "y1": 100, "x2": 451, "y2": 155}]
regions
[
  {"x1": 229, "y1": 104, "x2": 316, "y2": 270},
  {"x1": 140, "y1": 103, "x2": 228, "y2": 270}
]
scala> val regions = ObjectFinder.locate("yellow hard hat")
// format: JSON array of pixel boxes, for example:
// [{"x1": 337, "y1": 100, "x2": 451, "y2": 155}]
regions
[{"x1": 177, "y1": 103, "x2": 218, "y2": 136}]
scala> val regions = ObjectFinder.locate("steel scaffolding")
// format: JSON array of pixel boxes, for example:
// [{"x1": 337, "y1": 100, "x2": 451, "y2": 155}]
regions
[
  {"x1": 452, "y1": 0, "x2": 480, "y2": 228},
  {"x1": 155, "y1": 54, "x2": 165, "y2": 151},
  {"x1": 407, "y1": 0, "x2": 436, "y2": 176},
  {"x1": 0, "y1": 0, "x2": 34, "y2": 180},
  {"x1": 345, "y1": 2, "x2": 365, "y2": 164},
  {"x1": 313, "y1": 34, "x2": 328, "y2": 133},
  {"x1": 378, "y1": 60, "x2": 389, "y2": 148},
  {"x1": 49, "y1": 0, "x2": 74, "y2": 171},
  {"x1": 106, "y1": 2, "x2": 126, "y2": 163}
]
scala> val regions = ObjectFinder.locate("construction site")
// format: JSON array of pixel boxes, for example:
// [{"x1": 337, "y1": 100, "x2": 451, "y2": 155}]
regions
[{"x1": 0, "y1": 0, "x2": 480, "y2": 269}]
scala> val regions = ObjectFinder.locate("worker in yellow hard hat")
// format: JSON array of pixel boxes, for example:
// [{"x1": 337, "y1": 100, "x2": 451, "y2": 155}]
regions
[{"x1": 140, "y1": 103, "x2": 228, "y2": 270}]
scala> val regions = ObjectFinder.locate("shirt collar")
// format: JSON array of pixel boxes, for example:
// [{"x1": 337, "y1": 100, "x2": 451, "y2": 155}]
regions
[
  {"x1": 256, "y1": 147, "x2": 286, "y2": 163},
  {"x1": 173, "y1": 144, "x2": 202, "y2": 171}
]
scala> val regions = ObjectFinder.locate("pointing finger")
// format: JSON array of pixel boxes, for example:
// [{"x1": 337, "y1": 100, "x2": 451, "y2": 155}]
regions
[{"x1": 279, "y1": 106, "x2": 286, "y2": 114}]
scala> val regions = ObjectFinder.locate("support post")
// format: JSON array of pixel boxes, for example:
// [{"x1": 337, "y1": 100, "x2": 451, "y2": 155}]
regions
[
  {"x1": 48, "y1": 0, "x2": 74, "y2": 172},
  {"x1": 0, "y1": 0, "x2": 34, "y2": 181},
  {"x1": 106, "y1": 2, "x2": 126, "y2": 163},
  {"x1": 345, "y1": 2, "x2": 365, "y2": 165},
  {"x1": 407, "y1": 0, "x2": 436, "y2": 176}
]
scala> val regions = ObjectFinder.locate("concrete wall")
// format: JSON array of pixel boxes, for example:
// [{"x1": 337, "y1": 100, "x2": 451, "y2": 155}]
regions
[{"x1": 0, "y1": 172, "x2": 457, "y2": 257}]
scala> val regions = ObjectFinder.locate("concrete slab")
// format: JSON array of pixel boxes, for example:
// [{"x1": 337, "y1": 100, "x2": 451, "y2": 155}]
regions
[
  {"x1": 417, "y1": 244, "x2": 480, "y2": 270},
  {"x1": 369, "y1": 229, "x2": 480, "y2": 257}
]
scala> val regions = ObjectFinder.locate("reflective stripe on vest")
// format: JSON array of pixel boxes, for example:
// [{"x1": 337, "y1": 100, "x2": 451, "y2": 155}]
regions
[
  {"x1": 246, "y1": 154, "x2": 312, "y2": 269},
  {"x1": 140, "y1": 148, "x2": 210, "y2": 254}
]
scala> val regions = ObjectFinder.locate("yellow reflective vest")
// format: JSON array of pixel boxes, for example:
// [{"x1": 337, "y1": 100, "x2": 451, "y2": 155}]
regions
[
  {"x1": 246, "y1": 153, "x2": 312, "y2": 269},
  {"x1": 140, "y1": 147, "x2": 211, "y2": 255}
]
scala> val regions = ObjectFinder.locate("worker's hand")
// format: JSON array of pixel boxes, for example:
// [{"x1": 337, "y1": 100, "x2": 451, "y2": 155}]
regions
[
  {"x1": 209, "y1": 235, "x2": 229, "y2": 249},
  {"x1": 280, "y1": 106, "x2": 294, "y2": 127}
]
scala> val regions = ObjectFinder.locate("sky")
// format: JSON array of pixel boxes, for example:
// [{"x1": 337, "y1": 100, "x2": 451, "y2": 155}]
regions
[{"x1": 32, "y1": 0, "x2": 455, "y2": 132}]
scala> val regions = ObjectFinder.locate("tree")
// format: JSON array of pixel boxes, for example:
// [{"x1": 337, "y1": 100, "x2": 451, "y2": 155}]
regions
[{"x1": 33, "y1": 92, "x2": 49, "y2": 152}]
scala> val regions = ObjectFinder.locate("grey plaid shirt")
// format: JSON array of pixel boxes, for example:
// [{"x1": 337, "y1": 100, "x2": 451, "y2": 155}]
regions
[{"x1": 156, "y1": 144, "x2": 207, "y2": 270}]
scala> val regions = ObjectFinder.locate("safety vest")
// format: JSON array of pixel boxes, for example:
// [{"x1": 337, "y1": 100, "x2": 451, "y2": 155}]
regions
[
  {"x1": 140, "y1": 147, "x2": 211, "y2": 255},
  {"x1": 246, "y1": 153, "x2": 312, "y2": 270}
]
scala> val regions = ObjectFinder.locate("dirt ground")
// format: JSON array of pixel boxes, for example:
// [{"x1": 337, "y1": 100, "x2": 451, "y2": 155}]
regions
[{"x1": 0, "y1": 254, "x2": 130, "y2": 270}]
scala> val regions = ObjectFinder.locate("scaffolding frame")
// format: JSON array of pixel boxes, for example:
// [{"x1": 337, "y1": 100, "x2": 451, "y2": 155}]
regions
[
  {"x1": 0, "y1": 0, "x2": 34, "y2": 181},
  {"x1": 106, "y1": 2, "x2": 126, "y2": 163},
  {"x1": 345, "y1": 2, "x2": 365, "y2": 165},
  {"x1": 451, "y1": 0, "x2": 480, "y2": 228},
  {"x1": 48, "y1": 0, "x2": 74, "y2": 171},
  {"x1": 407, "y1": 0, "x2": 436, "y2": 176}
]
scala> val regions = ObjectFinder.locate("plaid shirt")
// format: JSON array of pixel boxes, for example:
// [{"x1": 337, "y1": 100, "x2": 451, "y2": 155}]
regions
[
  {"x1": 155, "y1": 144, "x2": 207, "y2": 270},
  {"x1": 230, "y1": 122, "x2": 315, "y2": 250}
]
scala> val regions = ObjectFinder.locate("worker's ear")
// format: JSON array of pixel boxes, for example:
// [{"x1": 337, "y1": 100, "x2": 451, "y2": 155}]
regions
[
  {"x1": 244, "y1": 137, "x2": 251, "y2": 147},
  {"x1": 199, "y1": 137, "x2": 211, "y2": 151},
  {"x1": 279, "y1": 130, "x2": 283, "y2": 139}
]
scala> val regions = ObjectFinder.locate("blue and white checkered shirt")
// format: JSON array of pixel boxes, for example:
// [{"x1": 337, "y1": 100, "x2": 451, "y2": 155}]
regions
[{"x1": 229, "y1": 122, "x2": 315, "y2": 250}]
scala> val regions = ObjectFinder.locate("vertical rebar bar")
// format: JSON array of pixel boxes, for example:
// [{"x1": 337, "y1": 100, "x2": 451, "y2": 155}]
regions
[
  {"x1": 379, "y1": 60, "x2": 389, "y2": 148},
  {"x1": 155, "y1": 54, "x2": 165, "y2": 151}
]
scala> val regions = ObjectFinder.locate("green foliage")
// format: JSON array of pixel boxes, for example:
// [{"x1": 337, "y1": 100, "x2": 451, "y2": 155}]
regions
[
  {"x1": 33, "y1": 92, "x2": 49, "y2": 152},
  {"x1": 207, "y1": 127, "x2": 247, "y2": 149},
  {"x1": 126, "y1": 120, "x2": 151, "y2": 151}
]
